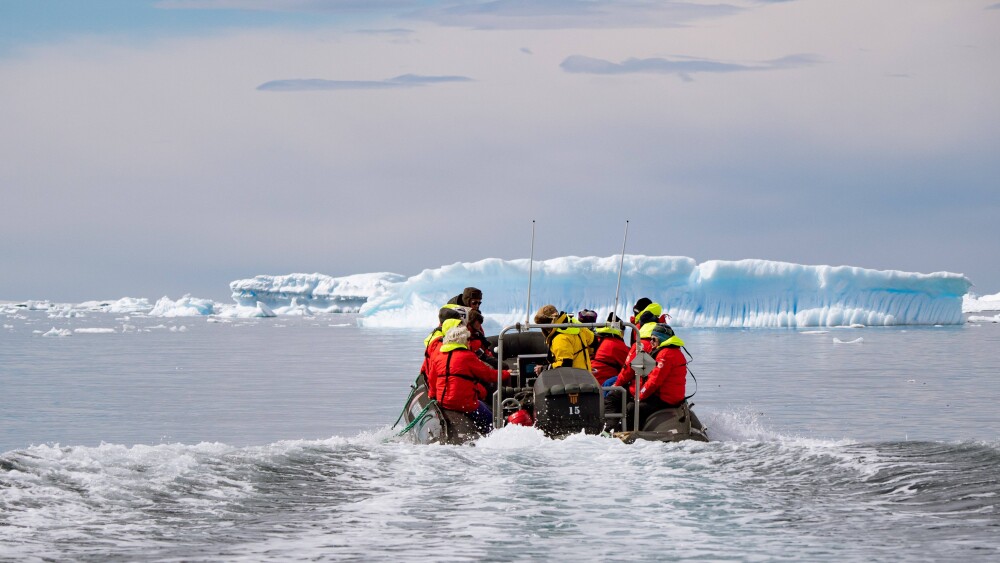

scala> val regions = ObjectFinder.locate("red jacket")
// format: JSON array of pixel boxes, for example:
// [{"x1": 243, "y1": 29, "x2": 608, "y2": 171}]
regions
[
  {"x1": 423, "y1": 336, "x2": 444, "y2": 399},
  {"x1": 421, "y1": 318, "x2": 463, "y2": 397},
  {"x1": 591, "y1": 334, "x2": 629, "y2": 385},
  {"x1": 612, "y1": 338, "x2": 654, "y2": 395},
  {"x1": 430, "y1": 344, "x2": 503, "y2": 412},
  {"x1": 639, "y1": 343, "x2": 687, "y2": 405},
  {"x1": 468, "y1": 327, "x2": 499, "y2": 367}
]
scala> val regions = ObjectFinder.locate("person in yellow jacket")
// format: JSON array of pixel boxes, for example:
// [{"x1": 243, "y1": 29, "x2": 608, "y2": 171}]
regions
[{"x1": 532, "y1": 305, "x2": 594, "y2": 374}]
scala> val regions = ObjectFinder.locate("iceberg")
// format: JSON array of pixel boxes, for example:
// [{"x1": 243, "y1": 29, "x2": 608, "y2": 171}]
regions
[
  {"x1": 357, "y1": 256, "x2": 971, "y2": 328},
  {"x1": 41, "y1": 327, "x2": 73, "y2": 337},
  {"x1": 963, "y1": 291, "x2": 1000, "y2": 313},
  {"x1": 76, "y1": 297, "x2": 153, "y2": 314},
  {"x1": 229, "y1": 272, "x2": 405, "y2": 313},
  {"x1": 149, "y1": 295, "x2": 217, "y2": 317}
]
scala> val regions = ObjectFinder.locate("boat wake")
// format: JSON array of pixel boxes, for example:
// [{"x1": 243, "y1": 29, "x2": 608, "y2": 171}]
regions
[{"x1": 2, "y1": 417, "x2": 998, "y2": 560}]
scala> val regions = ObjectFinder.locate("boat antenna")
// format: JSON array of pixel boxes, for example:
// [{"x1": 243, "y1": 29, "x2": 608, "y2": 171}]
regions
[
  {"x1": 612, "y1": 220, "x2": 629, "y2": 323},
  {"x1": 526, "y1": 220, "x2": 536, "y2": 326}
]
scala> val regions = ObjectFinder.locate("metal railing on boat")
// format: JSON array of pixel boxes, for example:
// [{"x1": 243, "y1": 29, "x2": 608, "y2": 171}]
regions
[{"x1": 494, "y1": 320, "x2": 646, "y2": 432}]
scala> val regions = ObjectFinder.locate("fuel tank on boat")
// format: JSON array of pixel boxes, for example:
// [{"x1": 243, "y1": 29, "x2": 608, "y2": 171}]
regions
[{"x1": 533, "y1": 367, "x2": 604, "y2": 437}]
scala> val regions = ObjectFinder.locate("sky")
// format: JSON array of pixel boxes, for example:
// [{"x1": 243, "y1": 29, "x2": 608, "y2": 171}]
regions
[{"x1": 1, "y1": 0, "x2": 998, "y2": 302}]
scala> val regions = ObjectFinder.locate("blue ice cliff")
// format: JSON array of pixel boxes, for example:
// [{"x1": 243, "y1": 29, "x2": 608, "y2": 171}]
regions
[{"x1": 355, "y1": 256, "x2": 971, "y2": 328}]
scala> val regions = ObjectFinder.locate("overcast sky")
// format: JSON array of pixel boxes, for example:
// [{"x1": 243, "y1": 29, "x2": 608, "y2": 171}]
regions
[{"x1": 2, "y1": 0, "x2": 998, "y2": 302}]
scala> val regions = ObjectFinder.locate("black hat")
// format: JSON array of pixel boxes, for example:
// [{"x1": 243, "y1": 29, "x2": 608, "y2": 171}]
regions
[
  {"x1": 438, "y1": 305, "x2": 469, "y2": 324},
  {"x1": 633, "y1": 297, "x2": 652, "y2": 315},
  {"x1": 462, "y1": 287, "x2": 483, "y2": 302}
]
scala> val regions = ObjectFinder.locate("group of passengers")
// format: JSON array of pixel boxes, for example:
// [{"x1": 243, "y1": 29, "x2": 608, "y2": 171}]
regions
[
  {"x1": 531, "y1": 298, "x2": 689, "y2": 431},
  {"x1": 420, "y1": 288, "x2": 509, "y2": 435},
  {"x1": 420, "y1": 287, "x2": 690, "y2": 434}
]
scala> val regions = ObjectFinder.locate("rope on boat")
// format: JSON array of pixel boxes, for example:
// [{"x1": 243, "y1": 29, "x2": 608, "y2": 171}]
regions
[
  {"x1": 395, "y1": 399, "x2": 436, "y2": 437},
  {"x1": 392, "y1": 384, "x2": 419, "y2": 429}
]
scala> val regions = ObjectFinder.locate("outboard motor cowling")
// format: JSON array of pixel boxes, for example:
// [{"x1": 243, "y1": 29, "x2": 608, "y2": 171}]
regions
[{"x1": 533, "y1": 367, "x2": 603, "y2": 437}]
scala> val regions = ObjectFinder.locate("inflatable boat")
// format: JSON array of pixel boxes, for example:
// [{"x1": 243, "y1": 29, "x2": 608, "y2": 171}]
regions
[{"x1": 396, "y1": 322, "x2": 709, "y2": 445}]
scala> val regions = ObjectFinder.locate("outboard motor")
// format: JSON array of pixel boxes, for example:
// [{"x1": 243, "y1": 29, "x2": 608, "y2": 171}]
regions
[{"x1": 533, "y1": 367, "x2": 603, "y2": 437}]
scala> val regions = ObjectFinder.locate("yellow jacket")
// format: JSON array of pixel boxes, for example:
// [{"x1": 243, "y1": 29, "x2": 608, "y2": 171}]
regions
[{"x1": 546, "y1": 312, "x2": 594, "y2": 370}]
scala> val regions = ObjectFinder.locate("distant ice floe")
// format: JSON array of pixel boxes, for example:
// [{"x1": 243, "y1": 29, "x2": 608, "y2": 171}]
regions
[
  {"x1": 73, "y1": 328, "x2": 117, "y2": 334},
  {"x1": 149, "y1": 295, "x2": 217, "y2": 317},
  {"x1": 357, "y1": 256, "x2": 971, "y2": 329},
  {"x1": 229, "y1": 272, "x2": 405, "y2": 313},
  {"x1": 963, "y1": 291, "x2": 1000, "y2": 313},
  {"x1": 42, "y1": 327, "x2": 72, "y2": 337},
  {"x1": 78, "y1": 297, "x2": 153, "y2": 314}
]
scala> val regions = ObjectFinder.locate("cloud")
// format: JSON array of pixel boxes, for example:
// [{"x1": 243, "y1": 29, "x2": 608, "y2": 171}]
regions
[
  {"x1": 988, "y1": 3, "x2": 1000, "y2": 10},
  {"x1": 353, "y1": 28, "x2": 415, "y2": 36},
  {"x1": 156, "y1": 0, "x2": 745, "y2": 30},
  {"x1": 410, "y1": 0, "x2": 743, "y2": 29},
  {"x1": 256, "y1": 73, "x2": 473, "y2": 91},
  {"x1": 155, "y1": 0, "x2": 416, "y2": 11},
  {"x1": 560, "y1": 53, "x2": 820, "y2": 80}
]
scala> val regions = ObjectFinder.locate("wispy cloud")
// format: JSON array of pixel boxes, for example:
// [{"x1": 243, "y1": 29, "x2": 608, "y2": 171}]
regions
[
  {"x1": 987, "y1": 2, "x2": 1000, "y2": 9},
  {"x1": 156, "y1": 0, "x2": 417, "y2": 11},
  {"x1": 353, "y1": 28, "x2": 415, "y2": 36},
  {"x1": 410, "y1": 0, "x2": 742, "y2": 29},
  {"x1": 256, "y1": 73, "x2": 473, "y2": 91},
  {"x1": 157, "y1": 0, "x2": 745, "y2": 30},
  {"x1": 560, "y1": 53, "x2": 820, "y2": 81}
]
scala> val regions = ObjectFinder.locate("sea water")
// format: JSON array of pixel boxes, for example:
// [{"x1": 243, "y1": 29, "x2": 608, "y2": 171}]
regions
[{"x1": 1, "y1": 311, "x2": 998, "y2": 561}]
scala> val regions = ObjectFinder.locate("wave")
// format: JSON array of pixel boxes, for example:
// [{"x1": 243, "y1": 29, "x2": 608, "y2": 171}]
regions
[{"x1": 3, "y1": 425, "x2": 998, "y2": 560}]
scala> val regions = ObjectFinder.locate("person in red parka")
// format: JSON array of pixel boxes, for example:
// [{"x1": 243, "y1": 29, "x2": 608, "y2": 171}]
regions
[
  {"x1": 421, "y1": 305, "x2": 470, "y2": 399},
  {"x1": 467, "y1": 309, "x2": 499, "y2": 369},
  {"x1": 591, "y1": 313, "x2": 629, "y2": 385},
  {"x1": 429, "y1": 324, "x2": 509, "y2": 434},
  {"x1": 616, "y1": 323, "x2": 689, "y2": 431},
  {"x1": 609, "y1": 298, "x2": 670, "y2": 394},
  {"x1": 638, "y1": 324, "x2": 688, "y2": 411},
  {"x1": 423, "y1": 316, "x2": 465, "y2": 399}
]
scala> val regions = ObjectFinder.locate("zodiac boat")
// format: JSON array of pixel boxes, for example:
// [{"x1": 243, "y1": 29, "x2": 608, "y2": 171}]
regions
[{"x1": 397, "y1": 321, "x2": 709, "y2": 445}]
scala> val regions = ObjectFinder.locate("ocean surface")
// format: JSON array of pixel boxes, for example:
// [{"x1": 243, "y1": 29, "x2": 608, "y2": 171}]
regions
[{"x1": 1, "y1": 310, "x2": 999, "y2": 561}]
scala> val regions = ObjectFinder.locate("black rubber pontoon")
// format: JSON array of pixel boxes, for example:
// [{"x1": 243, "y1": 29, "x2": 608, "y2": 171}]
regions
[{"x1": 399, "y1": 375, "x2": 482, "y2": 445}]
